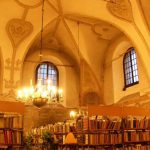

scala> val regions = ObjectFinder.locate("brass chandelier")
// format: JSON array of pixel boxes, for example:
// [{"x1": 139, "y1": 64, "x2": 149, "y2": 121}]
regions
[{"x1": 17, "y1": 0, "x2": 63, "y2": 107}]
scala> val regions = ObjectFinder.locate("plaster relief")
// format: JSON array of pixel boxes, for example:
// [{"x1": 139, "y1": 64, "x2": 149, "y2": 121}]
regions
[
  {"x1": 32, "y1": 36, "x2": 61, "y2": 51},
  {"x1": 43, "y1": 36, "x2": 61, "y2": 50},
  {"x1": 107, "y1": 0, "x2": 133, "y2": 22},
  {"x1": 14, "y1": 59, "x2": 22, "y2": 71},
  {"x1": 4, "y1": 79, "x2": 20, "y2": 89},
  {"x1": 6, "y1": 19, "x2": 33, "y2": 48},
  {"x1": 5, "y1": 58, "x2": 12, "y2": 70},
  {"x1": 0, "y1": 90, "x2": 17, "y2": 101},
  {"x1": 92, "y1": 23, "x2": 121, "y2": 40}
]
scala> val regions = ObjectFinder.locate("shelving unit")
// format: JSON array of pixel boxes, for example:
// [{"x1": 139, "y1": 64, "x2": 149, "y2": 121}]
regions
[
  {"x1": 86, "y1": 105, "x2": 150, "y2": 150},
  {"x1": 26, "y1": 105, "x2": 150, "y2": 150},
  {"x1": 0, "y1": 101, "x2": 24, "y2": 150}
]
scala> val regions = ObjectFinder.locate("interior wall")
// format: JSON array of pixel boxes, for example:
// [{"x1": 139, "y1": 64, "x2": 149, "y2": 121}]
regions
[
  {"x1": 22, "y1": 49, "x2": 79, "y2": 107},
  {"x1": 104, "y1": 36, "x2": 150, "y2": 104},
  {"x1": 0, "y1": 47, "x2": 3, "y2": 94}
]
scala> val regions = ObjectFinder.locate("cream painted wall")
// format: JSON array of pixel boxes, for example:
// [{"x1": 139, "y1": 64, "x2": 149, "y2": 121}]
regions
[
  {"x1": 104, "y1": 36, "x2": 150, "y2": 104},
  {"x1": 113, "y1": 47, "x2": 149, "y2": 104},
  {"x1": 22, "y1": 49, "x2": 79, "y2": 107}
]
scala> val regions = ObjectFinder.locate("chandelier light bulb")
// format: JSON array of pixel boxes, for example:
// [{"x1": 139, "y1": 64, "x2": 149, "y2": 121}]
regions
[
  {"x1": 17, "y1": 90, "x2": 23, "y2": 99},
  {"x1": 17, "y1": 79, "x2": 63, "y2": 107}
]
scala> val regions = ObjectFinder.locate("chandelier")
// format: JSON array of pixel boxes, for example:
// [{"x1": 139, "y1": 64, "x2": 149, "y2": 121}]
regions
[
  {"x1": 17, "y1": 80, "x2": 63, "y2": 107},
  {"x1": 17, "y1": 0, "x2": 63, "y2": 107}
]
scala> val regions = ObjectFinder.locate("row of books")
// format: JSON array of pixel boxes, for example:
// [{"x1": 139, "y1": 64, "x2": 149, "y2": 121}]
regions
[
  {"x1": 124, "y1": 145, "x2": 150, "y2": 150},
  {"x1": 124, "y1": 130, "x2": 150, "y2": 142},
  {"x1": 77, "y1": 116, "x2": 150, "y2": 130},
  {"x1": 0, "y1": 129, "x2": 22, "y2": 145},
  {"x1": 77, "y1": 116, "x2": 122, "y2": 130},
  {"x1": 56, "y1": 145, "x2": 150, "y2": 150},
  {"x1": 122, "y1": 116, "x2": 150, "y2": 129},
  {"x1": 0, "y1": 115, "x2": 23, "y2": 129},
  {"x1": 76, "y1": 133, "x2": 122, "y2": 145},
  {"x1": 29, "y1": 116, "x2": 150, "y2": 137},
  {"x1": 26, "y1": 115, "x2": 150, "y2": 147},
  {"x1": 29, "y1": 121, "x2": 76, "y2": 136}
]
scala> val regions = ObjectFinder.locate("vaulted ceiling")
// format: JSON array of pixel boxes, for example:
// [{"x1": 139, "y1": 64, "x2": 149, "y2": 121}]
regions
[
  {"x1": 139, "y1": 0, "x2": 150, "y2": 32},
  {"x1": 24, "y1": 0, "x2": 123, "y2": 70}
]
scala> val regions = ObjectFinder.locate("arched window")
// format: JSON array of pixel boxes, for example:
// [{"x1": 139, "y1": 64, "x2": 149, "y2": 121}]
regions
[
  {"x1": 36, "y1": 62, "x2": 58, "y2": 86},
  {"x1": 123, "y1": 48, "x2": 139, "y2": 89}
]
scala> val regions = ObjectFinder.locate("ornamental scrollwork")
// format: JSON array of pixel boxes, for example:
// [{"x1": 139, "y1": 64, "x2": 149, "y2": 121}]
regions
[
  {"x1": 6, "y1": 18, "x2": 33, "y2": 48},
  {"x1": 107, "y1": 0, "x2": 133, "y2": 22}
]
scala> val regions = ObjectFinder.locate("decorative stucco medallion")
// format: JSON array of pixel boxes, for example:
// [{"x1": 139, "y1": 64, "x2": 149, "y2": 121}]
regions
[
  {"x1": 14, "y1": 59, "x2": 22, "y2": 71},
  {"x1": 4, "y1": 79, "x2": 20, "y2": 89},
  {"x1": 5, "y1": 58, "x2": 12, "y2": 70},
  {"x1": 92, "y1": 23, "x2": 121, "y2": 40},
  {"x1": 107, "y1": 0, "x2": 133, "y2": 22},
  {"x1": 6, "y1": 19, "x2": 33, "y2": 48}
]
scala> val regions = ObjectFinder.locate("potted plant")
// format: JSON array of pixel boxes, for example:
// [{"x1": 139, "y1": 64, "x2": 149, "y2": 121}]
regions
[
  {"x1": 24, "y1": 134, "x2": 33, "y2": 150},
  {"x1": 42, "y1": 130, "x2": 55, "y2": 150}
]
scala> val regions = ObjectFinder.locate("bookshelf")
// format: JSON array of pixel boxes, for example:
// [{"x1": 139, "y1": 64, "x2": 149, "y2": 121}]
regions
[
  {"x1": 87, "y1": 105, "x2": 150, "y2": 150},
  {"x1": 25, "y1": 106, "x2": 150, "y2": 150},
  {"x1": 0, "y1": 101, "x2": 24, "y2": 150}
]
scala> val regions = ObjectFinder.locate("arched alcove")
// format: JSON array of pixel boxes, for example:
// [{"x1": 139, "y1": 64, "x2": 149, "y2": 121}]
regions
[{"x1": 104, "y1": 35, "x2": 150, "y2": 104}]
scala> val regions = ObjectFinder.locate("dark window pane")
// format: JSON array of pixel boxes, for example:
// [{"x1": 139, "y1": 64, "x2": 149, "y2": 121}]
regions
[
  {"x1": 124, "y1": 48, "x2": 139, "y2": 87},
  {"x1": 36, "y1": 62, "x2": 58, "y2": 86}
]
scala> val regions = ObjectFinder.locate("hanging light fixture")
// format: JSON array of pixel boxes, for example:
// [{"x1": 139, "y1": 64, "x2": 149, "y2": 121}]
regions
[
  {"x1": 17, "y1": 79, "x2": 63, "y2": 107},
  {"x1": 17, "y1": 0, "x2": 63, "y2": 107}
]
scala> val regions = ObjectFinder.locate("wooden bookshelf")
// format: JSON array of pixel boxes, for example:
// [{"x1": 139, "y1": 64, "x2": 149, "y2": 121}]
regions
[
  {"x1": 0, "y1": 101, "x2": 25, "y2": 149},
  {"x1": 88, "y1": 105, "x2": 150, "y2": 117},
  {"x1": 87, "y1": 105, "x2": 150, "y2": 150},
  {"x1": 25, "y1": 105, "x2": 150, "y2": 150},
  {"x1": 0, "y1": 101, "x2": 24, "y2": 115}
]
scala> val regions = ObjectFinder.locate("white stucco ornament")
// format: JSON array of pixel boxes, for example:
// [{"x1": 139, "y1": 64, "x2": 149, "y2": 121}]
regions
[{"x1": 6, "y1": 19, "x2": 33, "y2": 48}]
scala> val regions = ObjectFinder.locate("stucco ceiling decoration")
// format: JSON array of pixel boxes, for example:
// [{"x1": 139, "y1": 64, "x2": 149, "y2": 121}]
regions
[
  {"x1": 27, "y1": 0, "x2": 122, "y2": 66},
  {"x1": 139, "y1": 0, "x2": 150, "y2": 33},
  {"x1": 30, "y1": 18, "x2": 60, "y2": 51},
  {"x1": 33, "y1": 35, "x2": 61, "y2": 51},
  {"x1": 43, "y1": 36, "x2": 61, "y2": 50},
  {"x1": 15, "y1": 0, "x2": 42, "y2": 8},
  {"x1": 107, "y1": 0, "x2": 133, "y2": 22},
  {"x1": 64, "y1": 14, "x2": 121, "y2": 40},
  {"x1": 6, "y1": 19, "x2": 33, "y2": 48},
  {"x1": 92, "y1": 23, "x2": 121, "y2": 40}
]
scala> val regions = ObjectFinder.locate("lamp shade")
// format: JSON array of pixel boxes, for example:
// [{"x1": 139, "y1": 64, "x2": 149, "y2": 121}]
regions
[{"x1": 64, "y1": 132, "x2": 77, "y2": 144}]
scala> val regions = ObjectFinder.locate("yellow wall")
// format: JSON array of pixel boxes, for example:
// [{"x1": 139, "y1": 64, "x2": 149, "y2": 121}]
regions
[
  {"x1": 104, "y1": 35, "x2": 150, "y2": 104},
  {"x1": 0, "y1": 0, "x2": 150, "y2": 107},
  {"x1": 22, "y1": 49, "x2": 79, "y2": 107}
]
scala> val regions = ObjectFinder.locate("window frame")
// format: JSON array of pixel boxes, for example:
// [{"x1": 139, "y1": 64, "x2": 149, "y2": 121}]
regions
[
  {"x1": 35, "y1": 61, "x2": 59, "y2": 87},
  {"x1": 123, "y1": 47, "x2": 139, "y2": 90}
]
